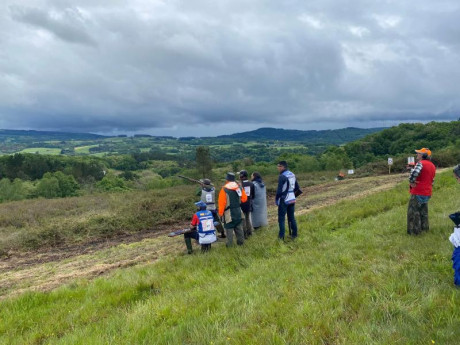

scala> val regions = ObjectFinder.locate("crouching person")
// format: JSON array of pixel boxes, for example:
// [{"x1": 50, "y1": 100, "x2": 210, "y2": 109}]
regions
[{"x1": 185, "y1": 200, "x2": 217, "y2": 254}]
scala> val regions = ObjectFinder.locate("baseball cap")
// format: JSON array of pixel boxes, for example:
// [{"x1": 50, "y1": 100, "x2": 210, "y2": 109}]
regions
[{"x1": 415, "y1": 148, "x2": 432, "y2": 156}]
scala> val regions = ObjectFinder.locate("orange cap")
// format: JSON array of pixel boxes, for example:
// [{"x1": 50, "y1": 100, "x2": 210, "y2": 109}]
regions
[{"x1": 415, "y1": 148, "x2": 432, "y2": 156}]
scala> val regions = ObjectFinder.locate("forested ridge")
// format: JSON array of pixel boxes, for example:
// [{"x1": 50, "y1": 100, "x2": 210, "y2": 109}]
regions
[{"x1": 343, "y1": 120, "x2": 460, "y2": 168}]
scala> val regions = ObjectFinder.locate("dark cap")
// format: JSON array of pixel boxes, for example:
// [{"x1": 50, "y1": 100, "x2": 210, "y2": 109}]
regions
[
  {"x1": 226, "y1": 172, "x2": 235, "y2": 181},
  {"x1": 277, "y1": 160, "x2": 288, "y2": 168},
  {"x1": 239, "y1": 170, "x2": 248, "y2": 178},
  {"x1": 195, "y1": 200, "x2": 207, "y2": 209}
]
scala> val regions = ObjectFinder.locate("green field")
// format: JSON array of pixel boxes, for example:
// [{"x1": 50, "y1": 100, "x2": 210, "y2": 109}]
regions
[
  {"x1": 0, "y1": 171, "x2": 459, "y2": 344},
  {"x1": 74, "y1": 145, "x2": 99, "y2": 154},
  {"x1": 19, "y1": 148, "x2": 62, "y2": 155}
]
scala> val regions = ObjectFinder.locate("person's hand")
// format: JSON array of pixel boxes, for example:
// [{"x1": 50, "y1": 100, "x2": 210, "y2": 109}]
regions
[{"x1": 410, "y1": 182, "x2": 417, "y2": 188}]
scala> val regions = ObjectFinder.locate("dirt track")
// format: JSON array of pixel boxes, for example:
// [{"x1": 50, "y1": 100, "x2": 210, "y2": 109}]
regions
[{"x1": 0, "y1": 173, "x2": 409, "y2": 299}]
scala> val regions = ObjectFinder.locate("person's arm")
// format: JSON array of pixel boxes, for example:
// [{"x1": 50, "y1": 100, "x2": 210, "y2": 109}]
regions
[
  {"x1": 218, "y1": 188, "x2": 226, "y2": 217},
  {"x1": 409, "y1": 162, "x2": 423, "y2": 185},
  {"x1": 275, "y1": 174, "x2": 285, "y2": 203},
  {"x1": 250, "y1": 183, "x2": 255, "y2": 200},
  {"x1": 190, "y1": 213, "x2": 199, "y2": 230},
  {"x1": 294, "y1": 179, "x2": 302, "y2": 196}
]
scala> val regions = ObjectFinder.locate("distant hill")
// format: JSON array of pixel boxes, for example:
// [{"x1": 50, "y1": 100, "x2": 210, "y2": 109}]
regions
[
  {"x1": 0, "y1": 129, "x2": 106, "y2": 140},
  {"x1": 216, "y1": 127, "x2": 386, "y2": 144}
]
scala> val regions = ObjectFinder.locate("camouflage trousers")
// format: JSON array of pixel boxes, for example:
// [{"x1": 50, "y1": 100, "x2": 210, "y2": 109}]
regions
[
  {"x1": 242, "y1": 211, "x2": 253, "y2": 239},
  {"x1": 407, "y1": 195, "x2": 429, "y2": 235}
]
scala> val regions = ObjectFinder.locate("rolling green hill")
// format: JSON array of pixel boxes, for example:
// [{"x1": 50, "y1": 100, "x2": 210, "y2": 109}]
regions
[{"x1": 216, "y1": 126, "x2": 385, "y2": 144}]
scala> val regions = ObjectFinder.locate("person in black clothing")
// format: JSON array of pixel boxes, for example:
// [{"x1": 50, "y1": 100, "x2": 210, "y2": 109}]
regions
[{"x1": 239, "y1": 170, "x2": 255, "y2": 239}]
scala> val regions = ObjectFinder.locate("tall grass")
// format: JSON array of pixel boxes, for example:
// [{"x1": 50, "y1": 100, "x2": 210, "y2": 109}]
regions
[
  {"x1": 0, "y1": 185, "x2": 197, "y2": 254},
  {"x1": 0, "y1": 172, "x2": 459, "y2": 344}
]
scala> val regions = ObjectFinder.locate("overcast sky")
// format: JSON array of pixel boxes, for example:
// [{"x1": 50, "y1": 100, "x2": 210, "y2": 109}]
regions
[{"x1": 1, "y1": 0, "x2": 459, "y2": 137}]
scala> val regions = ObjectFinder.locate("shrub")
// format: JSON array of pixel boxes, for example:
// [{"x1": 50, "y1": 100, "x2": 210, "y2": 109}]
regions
[
  {"x1": 0, "y1": 178, "x2": 29, "y2": 202},
  {"x1": 35, "y1": 172, "x2": 80, "y2": 198},
  {"x1": 96, "y1": 175, "x2": 129, "y2": 192}
]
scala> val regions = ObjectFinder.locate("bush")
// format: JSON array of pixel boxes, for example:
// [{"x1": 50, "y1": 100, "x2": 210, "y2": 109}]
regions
[
  {"x1": 0, "y1": 178, "x2": 29, "y2": 202},
  {"x1": 35, "y1": 172, "x2": 80, "y2": 198},
  {"x1": 96, "y1": 175, "x2": 129, "y2": 192}
]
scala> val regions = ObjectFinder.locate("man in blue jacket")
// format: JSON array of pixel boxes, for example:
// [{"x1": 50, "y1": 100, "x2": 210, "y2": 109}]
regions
[{"x1": 276, "y1": 161, "x2": 302, "y2": 240}]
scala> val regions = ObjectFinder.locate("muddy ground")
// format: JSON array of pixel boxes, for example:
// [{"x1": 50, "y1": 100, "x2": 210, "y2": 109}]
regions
[{"x1": 0, "y1": 173, "x2": 409, "y2": 299}]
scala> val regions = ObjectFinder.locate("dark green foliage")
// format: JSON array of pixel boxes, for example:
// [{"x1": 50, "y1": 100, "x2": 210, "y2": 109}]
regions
[
  {"x1": 69, "y1": 159, "x2": 106, "y2": 182},
  {"x1": 0, "y1": 153, "x2": 105, "y2": 181},
  {"x1": 344, "y1": 121, "x2": 460, "y2": 168},
  {"x1": 119, "y1": 171, "x2": 139, "y2": 181}
]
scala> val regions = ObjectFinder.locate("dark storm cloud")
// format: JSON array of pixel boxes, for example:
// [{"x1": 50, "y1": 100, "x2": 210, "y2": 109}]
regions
[{"x1": 0, "y1": 0, "x2": 459, "y2": 136}]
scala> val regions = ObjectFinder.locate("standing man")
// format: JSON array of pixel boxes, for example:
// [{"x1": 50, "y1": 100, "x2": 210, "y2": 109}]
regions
[
  {"x1": 239, "y1": 170, "x2": 255, "y2": 239},
  {"x1": 276, "y1": 161, "x2": 302, "y2": 240},
  {"x1": 218, "y1": 172, "x2": 247, "y2": 247},
  {"x1": 407, "y1": 148, "x2": 436, "y2": 235},
  {"x1": 199, "y1": 179, "x2": 226, "y2": 238}
]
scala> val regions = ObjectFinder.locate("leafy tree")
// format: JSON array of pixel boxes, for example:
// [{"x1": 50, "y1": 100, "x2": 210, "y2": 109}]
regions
[
  {"x1": 195, "y1": 146, "x2": 213, "y2": 178},
  {"x1": 319, "y1": 147, "x2": 353, "y2": 171},
  {"x1": 35, "y1": 175, "x2": 60, "y2": 198},
  {"x1": 0, "y1": 178, "x2": 29, "y2": 202},
  {"x1": 35, "y1": 172, "x2": 79, "y2": 198}
]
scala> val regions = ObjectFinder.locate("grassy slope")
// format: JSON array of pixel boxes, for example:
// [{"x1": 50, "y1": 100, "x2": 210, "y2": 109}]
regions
[
  {"x1": 0, "y1": 172, "x2": 459, "y2": 344},
  {"x1": 0, "y1": 185, "x2": 198, "y2": 254}
]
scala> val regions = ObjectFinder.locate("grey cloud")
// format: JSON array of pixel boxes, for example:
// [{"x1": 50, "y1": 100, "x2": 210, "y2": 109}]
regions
[
  {"x1": 0, "y1": 0, "x2": 459, "y2": 136},
  {"x1": 10, "y1": 5, "x2": 96, "y2": 46}
]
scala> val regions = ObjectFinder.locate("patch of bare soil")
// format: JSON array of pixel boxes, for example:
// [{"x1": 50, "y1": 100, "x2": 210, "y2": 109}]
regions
[{"x1": 0, "y1": 173, "x2": 411, "y2": 299}]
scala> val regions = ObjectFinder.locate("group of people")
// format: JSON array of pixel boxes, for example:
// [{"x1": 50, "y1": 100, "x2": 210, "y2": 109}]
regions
[
  {"x1": 184, "y1": 160, "x2": 302, "y2": 253},
  {"x1": 183, "y1": 147, "x2": 460, "y2": 286},
  {"x1": 185, "y1": 147, "x2": 460, "y2": 287},
  {"x1": 406, "y1": 147, "x2": 460, "y2": 286}
]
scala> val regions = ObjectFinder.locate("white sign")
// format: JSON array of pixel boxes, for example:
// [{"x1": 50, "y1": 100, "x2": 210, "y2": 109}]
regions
[
  {"x1": 388, "y1": 158, "x2": 393, "y2": 165},
  {"x1": 348, "y1": 169, "x2": 354, "y2": 175}
]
